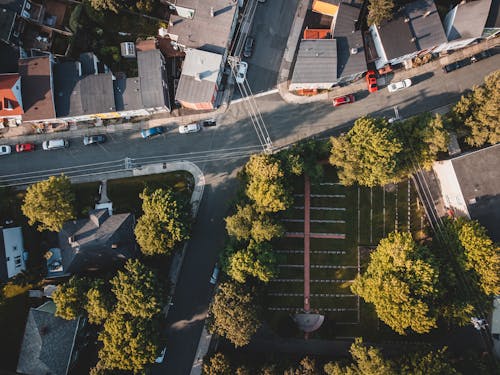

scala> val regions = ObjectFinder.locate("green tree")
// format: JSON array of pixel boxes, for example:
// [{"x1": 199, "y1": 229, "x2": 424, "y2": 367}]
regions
[
  {"x1": 245, "y1": 154, "x2": 293, "y2": 213},
  {"x1": 134, "y1": 187, "x2": 190, "y2": 256},
  {"x1": 111, "y1": 259, "x2": 164, "y2": 319},
  {"x1": 351, "y1": 232, "x2": 440, "y2": 334},
  {"x1": 98, "y1": 312, "x2": 161, "y2": 372},
  {"x1": 324, "y1": 338, "x2": 396, "y2": 375},
  {"x1": 367, "y1": 0, "x2": 394, "y2": 26},
  {"x1": 202, "y1": 352, "x2": 232, "y2": 375},
  {"x1": 236, "y1": 366, "x2": 251, "y2": 375},
  {"x1": 208, "y1": 282, "x2": 261, "y2": 347},
  {"x1": 330, "y1": 116, "x2": 403, "y2": 187},
  {"x1": 22, "y1": 175, "x2": 75, "y2": 232},
  {"x1": 285, "y1": 357, "x2": 319, "y2": 375},
  {"x1": 399, "y1": 347, "x2": 458, "y2": 375},
  {"x1": 452, "y1": 70, "x2": 500, "y2": 147},
  {"x1": 86, "y1": 279, "x2": 115, "y2": 325},
  {"x1": 53, "y1": 276, "x2": 91, "y2": 320},
  {"x1": 223, "y1": 240, "x2": 278, "y2": 283},
  {"x1": 88, "y1": 0, "x2": 121, "y2": 13},
  {"x1": 225, "y1": 204, "x2": 284, "y2": 242}
]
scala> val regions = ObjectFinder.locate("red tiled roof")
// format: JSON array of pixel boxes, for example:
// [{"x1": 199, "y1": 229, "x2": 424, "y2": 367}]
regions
[
  {"x1": 0, "y1": 73, "x2": 24, "y2": 117},
  {"x1": 303, "y1": 29, "x2": 331, "y2": 39}
]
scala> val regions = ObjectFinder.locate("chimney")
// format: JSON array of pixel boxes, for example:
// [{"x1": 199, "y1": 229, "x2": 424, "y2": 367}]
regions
[
  {"x1": 404, "y1": 17, "x2": 410, "y2": 23},
  {"x1": 350, "y1": 47, "x2": 358, "y2": 55},
  {"x1": 111, "y1": 243, "x2": 118, "y2": 249},
  {"x1": 210, "y1": 7, "x2": 214, "y2": 17},
  {"x1": 411, "y1": 37, "x2": 416, "y2": 42}
]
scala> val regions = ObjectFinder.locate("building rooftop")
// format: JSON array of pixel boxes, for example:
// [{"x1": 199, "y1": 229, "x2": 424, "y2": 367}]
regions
[
  {"x1": 332, "y1": 3, "x2": 365, "y2": 79},
  {"x1": 0, "y1": 7, "x2": 16, "y2": 44},
  {"x1": 166, "y1": 0, "x2": 238, "y2": 55},
  {"x1": 0, "y1": 73, "x2": 23, "y2": 117},
  {"x1": 113, "y1": 77, "x2": 143, "y2": 111},
  {"x1": 405, "y1": 0, "x2": 447, "y2": 50},
  {"x1": 175, "y1": 48, "x2": 222, "y2": 104},
  {"x1": 18, "y1": 56, "x2": 56, "y2": 121},
  {"x1": 0, "y1": 0, "x2": 24, "y2": 13},
  {"x1": 17, "y1": 301, "x2": 79, "y2": 375},
  {"x1": 137, "y1": 49, "x2": 170, "y2": 109},
  {"x1": 290, "y1": 39, "x2": 337, "y2": 85},
  {"x1": 376, "y1": 14, "x2": 417, "y2": 60},
  {"x1": 486, "y1": 0, "x2": 499, "y2": 28},
  {"x1": 447, "y1": 0, "x2": 492, "y2": 40}
]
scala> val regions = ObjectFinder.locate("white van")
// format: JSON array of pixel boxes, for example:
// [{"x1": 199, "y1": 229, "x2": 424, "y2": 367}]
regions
[{"x1": 42, "y1": 139, "x2": 69, "y2": 151}]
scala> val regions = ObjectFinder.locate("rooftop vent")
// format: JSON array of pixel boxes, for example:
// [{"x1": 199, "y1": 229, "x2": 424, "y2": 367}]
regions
[
  {"x1": 350, "y1": 47, "x2": 358, "y2": 55},
  {"x1": 210, "y1": 7, "x2": 214, "y2": 17},
  {"x1": 404, "y1": 17, "x2": 410, "y2": 23},
  {"x1": 423, "y1": 10, "x2": 431, "y2": 17}
]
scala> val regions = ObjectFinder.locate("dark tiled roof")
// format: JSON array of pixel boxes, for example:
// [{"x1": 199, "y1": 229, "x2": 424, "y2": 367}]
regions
[
  {"x1": 290, "y1": 39, "x2": 337, "y2": 86},
  {"x1": 17, "y1": 301, "x2": 79, "y2": 375},
  {"x1": 52, "y1": 210, "x2": 136, "y2": 277},
  {"x1": 405, "y1": 0, "x2": 447, "y2": 50},
  {"x1": 19, "y1": 56, "x2": 56, "y2": 121},
  {"x1": 377, "y1": 15, "x2": 417, "y2": 60},
  {"x1": 0, "y1": 40, "x2": 18, "y2": 72},
  {"x1": 448, "y1": 0, "x2": 492, "y2": 40},
  {"x1": 167, "y1": 0, "x2": 237, "y2": 55},
  {"x1": 137, "y1": 50, "x2": 170, "y2": 109},
  {"x1": 333, "y1": 3, "x2": 366, "y2": 79},
  {"x1": 0, "y1": 0, "x2": 24, "y2": 13},
  {"x1": 113, "y1": 77, "x2": 143, "y2": 111}
]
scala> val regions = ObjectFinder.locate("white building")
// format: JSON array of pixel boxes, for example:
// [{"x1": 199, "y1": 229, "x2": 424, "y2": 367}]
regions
[{"x1": 0, "y1": 227, "x2": 26, "y2": 281}]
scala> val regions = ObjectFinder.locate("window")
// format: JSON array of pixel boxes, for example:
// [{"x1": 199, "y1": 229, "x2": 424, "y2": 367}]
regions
[{"x1": 14, "y1": 256, "x2": 22, "y2": 268}]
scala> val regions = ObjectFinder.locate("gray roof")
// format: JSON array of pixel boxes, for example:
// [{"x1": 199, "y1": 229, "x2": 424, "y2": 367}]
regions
[
  {"x1": 0, "y1": 7, "x2": 16, "y2": 43},
  {"x1": 49, "y1": 209, "x2": 136, "y2": 277},
  {"x1": 175, "y1": 49, "x2": 222, "y2": 104},
  {"x1": 486, "y1": 0, "x2": 499, "y2": 28},
  {"x1": 377, "y1": 14, "x2": 417, "y2": 60},
  {"x1": 113, "y1": 77, "x2": 143, "y2": 111},
  {"x1": 137, "y1": 50, "x2": 170, "y2": 109},
  {"x1": 17, "y1": 301, "x2": 79, "y2": 375},
  {"x1": 332, "y1": 3, "x2": 366, "y2": 79},
  {"x1": 447, "y1": 0, "x2": 492, "y2": 40},
  {"x1": 450, "y1": 144, "x2": 500, "y2": 242},
  {"x1": 54, "y1": 62, "x2": 115, "y2": 117},
  {"x1": 167, "y1": 0, "x2": 238, "y2": 54},
  {"x1": 405, "y1": 0, "x2": 447, "y2": 50},
  {"x1": 290, "y1": 39, "x2": 337, "y2": 85},
  {"x1": 0, "y1": 0, "x2": 23, "y2": 13}
]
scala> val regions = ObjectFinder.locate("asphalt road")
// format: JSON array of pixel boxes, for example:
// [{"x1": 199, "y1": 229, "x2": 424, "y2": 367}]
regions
[{"x1": 1, "y1": 54, "x2": 498, "y2": 374}]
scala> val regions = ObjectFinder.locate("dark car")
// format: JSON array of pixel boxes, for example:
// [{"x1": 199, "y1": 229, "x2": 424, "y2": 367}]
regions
[
  {"x1": 471, "y1": 49, "x2": 492, "y2": 63},
  {"x1": 141, "y1": 126, "x2": 165, "y2": 139},
  {"x1": 198, "y1": 119, "x2": 216, "y2": 127},
  {"x1": 83, "y1": 134, "x2": 107, "y2": 145},
  {"x1": 442, "y1": 58, "x2": 471, "y2": 73},
  {"x1": 243, "y1": 36, "x2": 255, "y2": 58}
]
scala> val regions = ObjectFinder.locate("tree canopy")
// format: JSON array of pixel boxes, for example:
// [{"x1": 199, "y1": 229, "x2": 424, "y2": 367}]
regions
[
  {"x1": 225, "y1": 204, "x2": 284, "y2": 243},
  {"x1": 208, "y1": 282, "x2": 261, "y2": 347},
  {"x1": 134, "y1": 187, "x2": 190, "y2": 256},
  {"x1": 367, "y1": 0, "x2": 394, "y2": 26},
  {"x1": 86, "y1": 279, "x2": 115, "y2": 325},
  {"x1": 203, "y1": 352, "x2": 232, "y2": 375},
  {"x1": 22, "y1": 175, "x2": 75, "y2": 232},
  {"x1": 53, "y1": 276, "x2": 91, "y2": 320},
  {"x1": 245, "y1": 154, "x2": 293, "y2": 213},
  {"x1": 330, "y1": 116, "x2": 403, "y2": 187},
  {"x1": 351, "y1": 232, "x2": 440, "y2": 334},
  {"x1": 111, "y1": 259, "x2": 164, "y2": 319},
  {"x1": 223, "y1": 240, "x2": 278, "y2": 283},
  {"x1": 452, "y1": 70, "x2": 500, "y2": 147},
  {"x1": 88, "y1": 0, "x2": 121, "y2": 13}
]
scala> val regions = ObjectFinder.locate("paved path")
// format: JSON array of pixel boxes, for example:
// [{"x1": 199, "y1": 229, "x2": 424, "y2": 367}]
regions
[{"x1": 304, "y1": 175, "x2": 311, "y2": 312}]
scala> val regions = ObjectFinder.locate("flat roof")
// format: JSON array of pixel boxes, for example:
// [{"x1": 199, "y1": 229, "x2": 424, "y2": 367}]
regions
[
  {"x1": 405, "y1": 0, "x2": 447, "y2": 50},
  {"x1": 113, "y1": 77, "x2": 143, "y2": 111},
  {"x1": 167, "y1": 0, "x2": 237, "y2": 55},
  {"x1": 0, "y1": 7, "x2": 16, "y2": 43},
  {"x1": 376, "y1": 14, "x2": 417, "y2": 60},
  {"x1": 137, "y1": 49, "x2": 170, "y2": 109},
  {"x1": 290, "y1": 39, "x2": 337, "y2": 85},
  {"x1": 448, "y1": 0, "x2": 492, "y2": 40}
]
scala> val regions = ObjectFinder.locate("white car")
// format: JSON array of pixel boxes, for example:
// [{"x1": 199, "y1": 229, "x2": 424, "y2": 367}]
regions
[
  {"x1": 0, "y1": 145, "x2": 12, "y2": 156},
  {"x1": 178, "y1": 123, "x2": 201, "y2": 134},
  {"x1": 235, "y1": 61, "x2": 248, "y2": 84},
  {"x1": 387, "y1": 79, "x2": 412, "y2": 93},
  {"x1": 42, "y1": 139, "x2": 69, "y2": 150}
]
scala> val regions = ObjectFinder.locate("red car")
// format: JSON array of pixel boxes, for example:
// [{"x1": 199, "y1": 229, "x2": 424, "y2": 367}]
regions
[
  {"x1": 333, "y1": 94, "x2": 355, "y2": 107},
  {"x1": 15, "y1": 143, "x2": 35, "y2": 152},
  {"x1": 366, "y1": 70, "x2": 378, "y2": 93}
]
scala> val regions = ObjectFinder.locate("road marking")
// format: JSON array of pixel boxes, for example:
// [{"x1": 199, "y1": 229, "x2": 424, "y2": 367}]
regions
[{"x1": 231, "y1": 88, "x2": 279, "y2": 104}]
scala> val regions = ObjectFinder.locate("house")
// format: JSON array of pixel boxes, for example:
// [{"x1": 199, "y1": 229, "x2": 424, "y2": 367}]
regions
[
  {"x1": 332, "y1": 2, "x2": 365, "y2": 84},
  {"x1": 289, "y1": 39, "x2": 337, "y2": 91},
  {"x1": 312, "y1": 0, "x2": 339, "y2": 17},
  {"x1": 0, "y1": 0, "x2": 24, "y2": 46},
  {"x1": 165, "y1": 0, "x2": 239, "y2": 57},
  {"x1": 137, "y1": 49, "x2": 171, "y2": 112},
  {"x1": 0, "y1": 72, "x2": 23, "y2": 125},
  {"x1": 441, "y1": 0, "x2": 496, "y2": 51},
  {"x1": 18, "y1": 55, "x2": 56, "y2": 122},
  {"x1": 175, "y1": 48, "x2": 223, "y2": 110},
  {"x1": 367, "y1": 0, "x2": 447, "y2": 70},
  {"x1": 46, "y1": 209, "x2": 136, "y2": 278},
  {"x1": 0, "y1": 226, "x2": 26, "y2": 282},
  {"x1": 303, "y1": 28, "x2": 331, "y2": 39},
  {"x1": 17, "y1": 301, "x2": 86, "y2": 375},
  {"x1": 432, "y1": 143, "x2": 500, "y2": 242}
]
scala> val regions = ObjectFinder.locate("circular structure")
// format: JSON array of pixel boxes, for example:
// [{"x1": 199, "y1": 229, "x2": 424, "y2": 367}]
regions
[{"x1": 293, "y1": 312, "x2": 325, "y2": 333}]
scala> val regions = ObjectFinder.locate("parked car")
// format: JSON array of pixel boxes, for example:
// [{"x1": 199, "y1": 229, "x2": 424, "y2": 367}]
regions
[
  {"x1": 258, "y1": 0, "x2": 266, "y2": 3},
  {"x1": 198, "y1": 119, "x2": 216, "y2": 127},
  {"x1": 210, "y1": 265, "x2": 220, "y2": 285},
  {"x1": 235, "y1": 61, "x2": 248, "y2": 84},
  {"x1": 15, "y1": 143, "x2": 35, "y2": 152},
  {"x1": 155, "y1": 346, "x2": 167, "y2": 364},
  {"x1": 178, "y1": 123, "x2": 201, "y2": 134},
  {"x1": 442, "y1": 58, "x2": 471, "y2": 73},
  {"x1": 0, "y1": 145, "x2": 12, "y2": 156},
  {"x1": 83, "y1": 134, "x2": 107, "y2": 145},
  {"x1": 471, "y1": 49, "x2": 492, "y2": 63},
  {"x1": 42, "y1": 139, "x2": 68, "y2": 151},
  {"x1": 243, "y1": 36, "x2": 255, "y2": 58},
  {"x1": 366, "y1": 70, "x2": 378, "y2": 93},
  {"x1": 141, "y1": 126, "x2": 164, "y2": 139},
  {"x1": 333, "y1": 94, "x2": 355, "y2": 107},
  {"x1": 387, "y1": 78, "x2": 412, "y2": 93}
]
